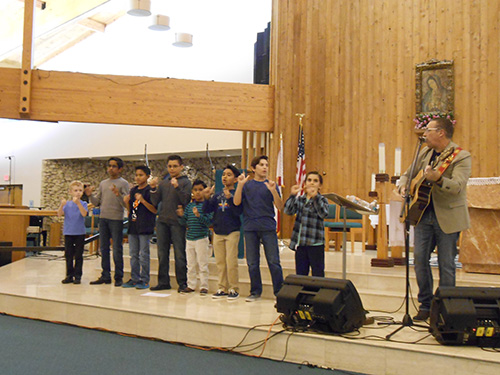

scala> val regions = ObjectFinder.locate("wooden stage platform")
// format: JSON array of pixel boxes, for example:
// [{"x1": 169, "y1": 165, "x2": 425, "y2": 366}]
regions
[{"x1": 0, "y1": 245, "x2": 499, "y2": 375}]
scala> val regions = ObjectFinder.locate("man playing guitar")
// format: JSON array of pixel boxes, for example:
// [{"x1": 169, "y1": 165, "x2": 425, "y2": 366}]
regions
[{"x1": 399, "y1": 118, "x2": 471, "y2": 321}]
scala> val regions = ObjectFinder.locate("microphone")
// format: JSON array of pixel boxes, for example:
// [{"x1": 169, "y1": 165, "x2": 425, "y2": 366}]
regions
[{"x1": 418, "y1": 136, "x2": 426, "y2": 142}]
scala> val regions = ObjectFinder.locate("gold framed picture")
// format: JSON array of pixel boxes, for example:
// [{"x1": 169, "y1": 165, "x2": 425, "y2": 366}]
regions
[{"x1": 415, "y1": 59, "x2": 454, "y2": 114}]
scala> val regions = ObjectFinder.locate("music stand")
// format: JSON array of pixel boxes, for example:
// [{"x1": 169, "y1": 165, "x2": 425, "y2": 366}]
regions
[{"x1": 324, "y1": 193, "x2": 376, "y2": 279}]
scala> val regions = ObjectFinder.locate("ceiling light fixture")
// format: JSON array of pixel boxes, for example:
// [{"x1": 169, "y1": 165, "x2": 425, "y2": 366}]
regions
[
  {"x1": 127, "y1": 0, "x2": 152, "y2": 17},
  {"x1": 148, "y1": 15, "x2": 171, "y2": 31},
  {"x1": 173, "y1": 33, "x2": 193, "y2": 47}
]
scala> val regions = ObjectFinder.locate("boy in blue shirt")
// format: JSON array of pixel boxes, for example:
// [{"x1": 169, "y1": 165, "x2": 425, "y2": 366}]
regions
[
  {"x1": 58, "y1": 180, "x2": 88, "y2": 284},
  {"x1": 123, "y1": 165, "x2": 157, "y2": 289},
  {"x1": 177, "y1": 179, "x2": 213, "y2": 296},
  {"x1": 233, "y1": 155, "x2": 284, "y2": 302},
  {"x1": 203, "y1": 165, "x2": 243, "y2": 300}
]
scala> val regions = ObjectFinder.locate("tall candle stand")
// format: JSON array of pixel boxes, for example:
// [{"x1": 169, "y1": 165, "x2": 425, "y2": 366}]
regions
[
  {"x1": 365, "y1": 190, "x2": 378, "y2": 250},
  {"x1": 371, "y1": 173, "x2": 395, "y2": 267}
]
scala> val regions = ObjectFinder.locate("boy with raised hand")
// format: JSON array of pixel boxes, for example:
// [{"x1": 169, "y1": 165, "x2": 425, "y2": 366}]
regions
[
  {"x1": 86, "y1": 157, "x2": 129, "y2": 287},
  {"x1": 149, "y1": 155, "x2": 192, "y2": 292},
  {"x1": 233, "y1": 155, "x2": 284, "y2": 302},
  {"x1": 284, "y1": 171, "x2": 330, "y2": 277},
  {"x1": 123, "y1": 165, "x2": 157, "y2": 290},
  {"x1": 176, "y1": 179, "x2": 213, "y2": 296},
  {"x1": 58, "y1": 180, "x2": 88, "y2": 285},
  {"x1": 203, "y1": 165, "x2": 243, "y2": 300}
]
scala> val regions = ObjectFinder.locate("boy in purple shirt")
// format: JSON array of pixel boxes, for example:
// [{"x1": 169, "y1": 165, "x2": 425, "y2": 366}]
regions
[{"x1": 58, "y1": 180, "x2": 88, "y2": 284}]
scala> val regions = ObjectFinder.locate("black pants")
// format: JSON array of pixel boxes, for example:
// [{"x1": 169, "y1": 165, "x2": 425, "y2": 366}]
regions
[
  {"x1": 64, "y1": 235, "x2": 85, "y2": 279},
  {"x1": 295, "y1": 245, "x2": 325, "y2": 277}
]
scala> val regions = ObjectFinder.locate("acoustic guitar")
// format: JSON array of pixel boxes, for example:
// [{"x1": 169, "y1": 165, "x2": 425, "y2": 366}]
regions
[{"x1": 400, "y1": 148, "x2": 455, "y2": 226}]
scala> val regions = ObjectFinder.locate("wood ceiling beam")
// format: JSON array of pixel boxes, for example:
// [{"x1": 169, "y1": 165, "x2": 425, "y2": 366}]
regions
[
  {"x1": 1, "y1": 0, "x2": 110, "y2": 56},
  {"x1": 78, "y1": 17, "x2": 107, "y2": 33},
  {"x1": 19, "y1": 0, "x2": 35, "y2": 115},
  {"x1": 0, "y1": 10, "x2": 125, "y2": 69},
  {"x1": 17, "y1": 0, "x2": 46, "y2": 10},
  {"x1": 0, "y1": 67, "x2": 274, "y2": 132}
]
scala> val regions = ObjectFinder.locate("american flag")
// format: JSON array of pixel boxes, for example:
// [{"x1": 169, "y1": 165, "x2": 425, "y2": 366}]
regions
[{"x1": 296, "y1": 123, "x2": 306, "y2": 195}]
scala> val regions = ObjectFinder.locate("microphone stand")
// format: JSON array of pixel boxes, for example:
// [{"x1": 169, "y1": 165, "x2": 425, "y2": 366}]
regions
[{"x1": 385, "y1": 136, "x2": 428, "y2": 340}]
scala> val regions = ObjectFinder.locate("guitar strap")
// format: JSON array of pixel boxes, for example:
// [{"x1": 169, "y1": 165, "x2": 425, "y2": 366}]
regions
[{"x1": 436, "y1": 147, "x2": 462, "y2": 176}]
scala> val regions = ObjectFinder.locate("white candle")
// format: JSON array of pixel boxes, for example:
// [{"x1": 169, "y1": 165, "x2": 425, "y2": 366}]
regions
[
  {"x1": 378, "y1": 143, "x2": 385, "y2": 173},
  {"x1": 394, "y1": 147, "x2": 401, "y2": 177},
  {"x1": 371, "y1": 173, "x2": 376, "y2": 191}
]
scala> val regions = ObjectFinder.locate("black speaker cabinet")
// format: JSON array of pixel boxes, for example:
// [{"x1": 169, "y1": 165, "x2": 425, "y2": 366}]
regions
[
  {"x1": 430, "y1": 286, "x2": 500, "y2": 346},
  {"x1": 276, "y1": 275, "x2": 366, "y2": 334},
  {"x1": 0, "y1": 242, "x2": 12, "y2": 267}
]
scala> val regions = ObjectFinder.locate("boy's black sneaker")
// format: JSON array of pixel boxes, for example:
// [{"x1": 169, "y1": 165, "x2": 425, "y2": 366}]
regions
[
  {"x1": 212, "y1": 290, "x2": 228, "y2": 299},
  {"x1": 150, "y1": 284, "x2": 171, "y2": 291},
  {"x1": 61, "y1": 277, "x2": 73, "y2": 284},
  {"x1": 90, "y1": 277, "x2": 112, "y2": 285}
]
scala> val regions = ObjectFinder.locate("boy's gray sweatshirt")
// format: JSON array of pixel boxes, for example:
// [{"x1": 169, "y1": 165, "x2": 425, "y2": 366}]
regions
[
  {"x1": 89, "y1": 177, "x2": 129, "y2": 220},
  {"x1": 151, "y1": 175, "x2": 192, "y2": 225}
]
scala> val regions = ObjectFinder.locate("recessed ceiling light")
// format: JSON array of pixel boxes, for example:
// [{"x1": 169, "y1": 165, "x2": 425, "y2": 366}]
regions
[
  {"x1": 127, "y1": 0, "x2": 152, "y2": 17},
  {"x1": 173, "y1": 33, "x2": 193, "y2": 47},
  {"x1": 149, "y1": 15, "x2": 170, "y2": 31}
]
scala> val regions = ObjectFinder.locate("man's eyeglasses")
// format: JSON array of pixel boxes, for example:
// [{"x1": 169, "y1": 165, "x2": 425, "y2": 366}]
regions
[{"x1": 424, "y1": 127, "x2": 441, "y2": 133}]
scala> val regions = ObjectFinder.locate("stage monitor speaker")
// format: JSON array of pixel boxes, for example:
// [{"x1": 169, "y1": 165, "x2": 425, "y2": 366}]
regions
[
  {"x1": 430, "y1": 286, "x2": 500, "y2": 347},
  {"x1": 0, "y1": 242, "x2": 12, "y2": 267},
  {"x1": 276, "y1": 275, "x2": 366, "y2": 334}
]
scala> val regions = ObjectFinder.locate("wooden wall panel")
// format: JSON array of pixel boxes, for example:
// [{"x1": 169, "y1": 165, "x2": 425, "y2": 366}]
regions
[
  {"x1": 272, "y1": 0, "x2": 500, "y2": 220},
  {"x1": 0, "y1": 68, "x2": 274, "y2": 132}
]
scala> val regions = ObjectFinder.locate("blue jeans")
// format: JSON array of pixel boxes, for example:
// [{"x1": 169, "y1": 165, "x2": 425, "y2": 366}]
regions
[
  {"x1": 128, "y1": 234, "x2": 151, "y2": 284},
  {"x1": 99, "y1": 218, "x2": 124, "y2": 281},
  {"x1": 244, "y1": 230, "x2": 283, "y2": 296},
  {"x1": 156, "y1": 221, "x2": 187, "y2": 289},
  {"x1": 414, "y1": 208, "x2": 459, "y2": 311}
]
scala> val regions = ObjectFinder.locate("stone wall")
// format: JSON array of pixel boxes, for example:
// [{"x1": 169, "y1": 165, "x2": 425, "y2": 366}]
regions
[{"x1": 41, "y1": 156, "x2": 241, "y2": 211}]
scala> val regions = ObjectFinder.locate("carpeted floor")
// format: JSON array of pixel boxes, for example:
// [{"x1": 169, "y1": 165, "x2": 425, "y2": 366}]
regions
[{"x1": 0, "y1": 314, "x2": 364, "y2": 375}]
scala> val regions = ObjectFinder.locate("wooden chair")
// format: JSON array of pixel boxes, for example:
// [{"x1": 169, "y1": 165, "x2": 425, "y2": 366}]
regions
[
  {"x1": 325, "y1": 205, "x2": 367, "y2": 252},
  {"x1": 324, "y1": 204, "x2": 342, "y2": 252}
]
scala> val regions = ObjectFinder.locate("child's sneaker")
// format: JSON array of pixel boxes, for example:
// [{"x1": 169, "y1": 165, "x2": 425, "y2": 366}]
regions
[
  {"x1": 135, "y1": 282, "x2": 149, "y2": 290},
  {"x1": 61, "y1": 276, "x2": 73, "y2": 284},
  {"x1": 245, "y1": 294, "x2": 261, "y2": 302},
  {"x1": 212, "y1": 290, "x2": 228, "y2": 299},
  {"x1": 200, "y1": 288, "x2": 208, "y2": 296},
  {"x1": 122, "y1": 279, "x2": 137, "y2": 288},
  {"x1": 227, "y1": 289, "x2": 239, "y2": 301}
]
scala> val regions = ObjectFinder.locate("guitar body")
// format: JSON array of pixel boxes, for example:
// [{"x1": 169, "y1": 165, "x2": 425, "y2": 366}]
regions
[
  {"x1": 399, "y1": 146, "x2": 460, "y2": 226},
  {"x1": 400, "y1": 169, "x2": 433, "y2": 225}
]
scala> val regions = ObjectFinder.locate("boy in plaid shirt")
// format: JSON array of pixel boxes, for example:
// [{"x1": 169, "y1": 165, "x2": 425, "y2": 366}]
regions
[{"x1": 284, "y1": 171, "x2": 329, "y2": 276}]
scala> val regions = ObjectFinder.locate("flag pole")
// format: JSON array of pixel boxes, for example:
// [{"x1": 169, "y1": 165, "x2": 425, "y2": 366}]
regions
[
  {"x1": 295, "y1": 113, "x2": 305, "y2": 126},
  {"x1": 294, "y1": 113, "x2": 306, "y2": 196}
]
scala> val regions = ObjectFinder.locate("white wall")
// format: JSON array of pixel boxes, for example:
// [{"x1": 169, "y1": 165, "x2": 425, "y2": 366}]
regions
[{"x1": 0, "y1": 120, "x2": 242, "y2": 206}]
